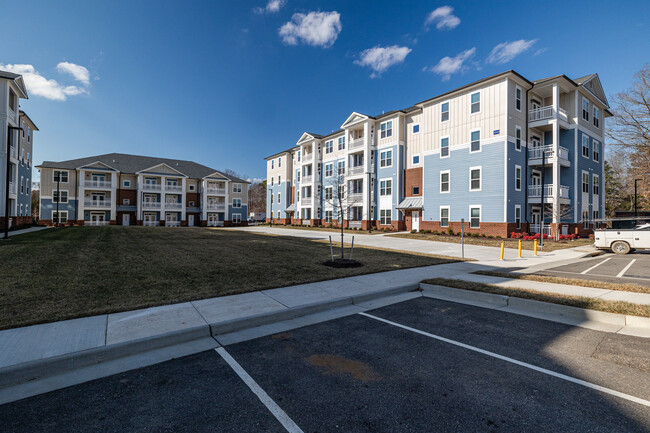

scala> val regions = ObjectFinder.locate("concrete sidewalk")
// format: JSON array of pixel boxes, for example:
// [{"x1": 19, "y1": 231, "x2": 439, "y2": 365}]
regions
[{"x1": 1, "y1": 226, "x2": 49, "y2": 238}]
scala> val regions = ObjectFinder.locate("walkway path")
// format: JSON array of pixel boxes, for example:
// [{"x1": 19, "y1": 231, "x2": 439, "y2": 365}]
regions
[{"x1": 1, "y1": 226, "x2": 49, "y2": 238}]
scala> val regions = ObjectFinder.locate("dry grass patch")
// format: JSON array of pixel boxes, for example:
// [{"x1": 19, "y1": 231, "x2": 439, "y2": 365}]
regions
[
  {"x1": 391, "y1": 233, "x2": 594, "y2": 252},
  {"x1": 474, "y1": 270, "x2": 650, "y2": 294},
  {"x1": 422, "y1": 278, "x2": 650, "y2": 318}
]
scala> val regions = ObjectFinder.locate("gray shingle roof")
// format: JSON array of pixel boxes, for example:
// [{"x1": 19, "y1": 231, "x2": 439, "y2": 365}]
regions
[{"x1": 37, "y1": 153, "x2": 249, "y2": 183}]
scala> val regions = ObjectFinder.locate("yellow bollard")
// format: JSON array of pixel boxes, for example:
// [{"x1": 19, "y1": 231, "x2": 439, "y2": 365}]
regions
[
  {"x1": 534, "y1": 239, "x2": 538, "y2": 256},
  {"x1": 500, "y1": 241, "x2": 505, "y2": 260},
  {"x1": 518, "y1": 239, "x2": 522, "y2": 258}
]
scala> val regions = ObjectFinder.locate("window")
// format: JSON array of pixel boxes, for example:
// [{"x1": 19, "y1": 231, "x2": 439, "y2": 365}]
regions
[
  {"x1": 593, "y1": 210, "x2": 600, "y2": 221},
  {"x1": 22, "y1": 122, "x2": 25, "y2": 137},
  {"x1": 440, "y1": 137, "x2": 449, "y2": 157},
  {"x1": 325, "y1": 210, "x2": 333, "y2": 223},
  {"x1": 441, "y1": 102, "x2": 450, "y2": 122},
  {"x1": 380, "y1": 150, "x2": 392, "y2": 167},
  {"x1": 412, "y1": 124, "x2": 420, "y2": 134},
  {"x1": 470, "y1": 167, "x2": 481, "y2": 191},
  {"x1": 582, "y1": 98, "x2": 589, "y2": 121},
  {"x1": 412, "y1": 155, "x2": 420, "y2": 165},
  {"x1": 515, "y1": 86, "x2": 522, "y2": 111},
  {"x1": 26, "y1": 178, "x2": 29, "y2": 195},
  {"x1": 21, "y1": 148, "x2": 25, "y2": 165},
  {"x1": 380, "y1": 209, "x2": 391, "y2": 225},
  {"x1": 337, "y1": 161, "x2": 345, "y2": 175},
  {"x1": 271, "y1": 160, "x2": 274, "y2": 169},
  {"x1": 440, "y1": 171, "x2": 450, "y2": 193},
  {"x1": 296, "y1": 170, "x2": 300, "y2": 182},
  {"x1": 189, "y1": 184, "x2": 195, "y2": 191},
  {"x1": 27, "y1": 152, "x2": 30, "y2": 166},
  {"x1": 470, "y1": 130, "x2": 481, "y2": 152},
  {"x1": 278, "y1": 193, "x2": 281, "y2": 204},
  {"x1": 53, "y1": 190, "x2": 68, "y2": 203},
  {"x1": 20, "y1": 176, "x2": 24, "y2": 193},
  {"x1": 325, "y1": 164, "x2": 333, "y2": 177},
  {"x1": 270, "y1": 177, "x2": 274, "y2": 186},
  {"x1": 52, "y1": 211, "x2": 68, "y2": 224},
  {"x1": 593, "y1": 175, "x2": 600, "y2": 195},
  {"x1": 338, "y1": 185, "x2": 345, "y2": 199},
  {"x1": 233, "y1": 183, "x2": 242, "y2": 193},
  {"x1": 123, "y1": 198, "x2": 131, "y2": 205},
  {"x1": 325, "y1": 140, "x2": 333, "y2": 154},
  {"x1": 53, "y1": 170, "x2": 69, "y2": 183},
  {"x1": 593, "y1": 141, "x2": 600, "y2": 162},
  {"x1": 515, "y1": 165, "x2": 522, "y2": 191},
  {"x1": 278, "y1": 175, "x2": 282, "y2": 184},
  {"x1": 440, "y1": 207, "x2": 449, "y2": 227},
  {"x1": 232, "y1": 214, "x2": 241, "y2": 224},
  {"x1": 583, "y1": 210, "x2": 589, "y2": 229},
  {"x1": 582, "y1": 172, "x2": 590, "y2": 193},
  {"x1": 8, "y1": 90, "x2": 17, "y2": 112},
  {"x1": 380, "y1": 121, "x2": 393, "y2": 139},
  {"x1": 325, "y1": 187, "x2": 333, "y2": 200},
  {"x1": 515, "y1": 205, "x2": 521, "y2": 229},
  {"x1": 338, "y1": 136, "x2": 345, "y2": 150},
  {"x1": 298, "y1": 151, "x2": 301, "y2": 162},
  {"x1": 123, "y1": 180, "x2": 131, "y2": 187},
  {"x1": 278, "y1": 157, "x2": 281, "y2": 167},
  {"x1": 582, "y1": 135, "x2": 590, "y2": 158},
  {"x1": 515, "y1": 126, "x2": 522, "y2": 151},
  {"x1": 233, "y1": 198, "x2": 242, "y2": 208},
  {"x1": 380, "y1": 179, "x2": 392, "y2": 196},
  {"x1": 188, "y1": 200, "x2": 194, "y2": 207},
  {"x1": 470, "y1": 91, "x2": 480, "y2": 114},
  {"x1": 412, "y1": 186, "x2": 420, "y2": 195},
  {"x1": 470, "y1": 206, "x2": 481, "y2": 228},
  {"x1": 593, "y1": 106, "x2": 600, "y2": 128}
]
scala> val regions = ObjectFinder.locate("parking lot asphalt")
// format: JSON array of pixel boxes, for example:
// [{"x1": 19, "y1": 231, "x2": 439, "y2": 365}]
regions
[
  {"x1": 2, "y1": 297, "x2": 649, "y2": 432},
  {"x1": 535, "y1": 251, "x2": 650, "y2": 287}
]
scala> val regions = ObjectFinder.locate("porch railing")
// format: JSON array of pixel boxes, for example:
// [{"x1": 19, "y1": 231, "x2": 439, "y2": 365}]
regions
[
  {"x1": 530, "y1": 224, "x2": 552, "y2": 236},
  {"x1": 83, "y1": 180, "x2": 112, "y2": 189},
  {"x1": 84, "y1": 199, "x2": 111, "y2": 208},
  {"x1": 143, "y1": 220, "x2": 160, "y2": 227},
  {"x1": 349, "y1": 138, "x2": 364, "y2": 150},
  {"x1": 206, "y1": 187, "x2": 226, "y2": 194},
  {"x1": 86, "y1": 220, "x2": 109, "y2": 226}
]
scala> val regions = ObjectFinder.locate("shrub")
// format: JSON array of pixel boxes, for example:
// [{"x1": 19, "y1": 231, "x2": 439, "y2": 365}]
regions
[
  {"x1": 432, "y1": 230, "x2": 439, "y2": 235},
  {"x1": 425, "y1": 230, "x2": 431, "y2": 234},
  {"x1": 481, "y1": 234, "x2": 487, "y2": 237},
  {"x1": 448, "y1": 228, "x2": 454, "y2": 235},
  {"x1": 411, "y1": 230, "x2": 417, "y2": 234}
]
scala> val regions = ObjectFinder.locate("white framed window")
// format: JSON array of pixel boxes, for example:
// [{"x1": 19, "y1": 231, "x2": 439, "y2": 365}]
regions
[
  {"x1": 26, "y1": 178, "x2": 29, "y2": 195},
  {"x1": 412, "y1": 155, "x2": 420, "y2": 165},
  {"x1": 593, "y1": 174, "x2": 600, "y2": 196},
  {"x1": 380, "y1": 121, "x2": 393, "y2": 139},
  {"x1": 515, "y1": 125, "x2": 522, "y2": 151},
  {"x1": 233, "y1": 183, "x2": 242, "y2": 193},
  {"x1": 325, "y1": 187, "x2": 333, "y2": 200},
  {"x1": 123, "y1": 198, "x2": 130, "y2": 205},
  {"x1": 470, "y1": 91, "x2": 481, "y2": 114},
  {"x1": 380, "y1": 209, "x2": 391, "y2": 225},
  {"x1": 593, "y1": 106, "x2": 600, "y2": 128},
  {"x1": 53, "y1": 189, "x2": 68, "y2": 203},
  {"x1": 515, "y1": 86, "x2": 522, "y2": 111},
  {"x1": 380, "y1": 179, "x2": 392, "y2": 196},
  {"x1": 593, "y1": 140, "x2": 600, "y2": 162},
  {"x1": 582, "y1": 97, "x2": 589, "y2": 121},
  {"x1": 440, "y1": 170, "x2": 450, "y2": 193},
  {"x1": 583, "y1": 210, "x2": 589, "y2": 229},
  {"x1": 53, "y1": 170, "x2": 69, "y2": 183},
  {"x1": 440, "y1": 137, "x2": 450, "y2": 158},
  {"x1": 232, "y1": 214, "x2": 241, "y2": 224},
  {"x1": 338, "y1": 136, "x2": 345, "y2": 150},
  {"x1": 515, "y1": 165, "x2": 522, "y2": 191},
  {"x1": 278, "y1": 175, "x2": 282, "y2": 184},
  {"x1": 593, "y1": 210, "x2": 599, "y2": 221},
  {"x1": 515, "y1": 205, "x2": 521, "y2": 229},
  {"x1": 582, "y1": 135, "x2": 590, "y2": 158},
  {"x1": 470, "y1": 130, "x2": 481, "y2": 153},
  {"x1": 325, "y1": 210, "x2": 333, "y2": 223},
  {"x1": 270, "y1": 177, "x2": 274, "y2": 186},
  {"x1": 412, "y1": 186, "x2": 420, "y2": 195},
  {"x1": 441, "y1": 101, "x2": 450, "y2": 122},
  {"x1": 189, "y1": 184, "x2": 195, "y2": 191},
  {"x1": 270, "y1": 193, "x2": 274, "y2": 204},
  {"x1": 412, "y1": 124, "x2": 420, "y2": 134},
  {"x1": 233, "y1": 198, "x2": 242, "y2": 208},
  {"x1": 123, "y1": 180, "x2": 131, "y2": 187},
  {"x1": 440, "y1": 206, "x2": 450, "y2": 227},
  {"x1": 325, "y1": 163, "x2": 333, "y2": 177},
  {"x1": 582, "y1": 172, "x2": 590, "y2": 193},
  {"x1": 271, "y1": 160, "x2": 274, "y2": 169},
  {"x1": 278, "y1": 157, "x2": 282, "y2": 168},
  {"x1": 27, "y1": 152, "x2": 30, "y2": 166},
  {"x1": 325, "y1": 140, "x2": 333, "y2": 154},
  {"x1": 380, "y1": 150, "x2": 393, "y2": 168},
  {"x1": 20, "y1": 176, "x2": 24, "y2": 193},
  {"x1": 337, "y1": 161, "x2": 345, "y2": 175},
  {"x1": 297, "y1": 151, "x2": 301, "y2": 162},
  {"x1": 189, "y1": 201, "x2": 195, "y2": 207},
  {"x1": 469, "y1": 206, "x2": 481, "y2": 228},
  {"x1": 338, "y1": 185, "x2": 345, "y2": 199},
  {"x1": 469, "y1": 167, "x2": 481, "y2": 191},
  {"x1": 52, "y1": 210, "x2": 68, "y2": 224}
]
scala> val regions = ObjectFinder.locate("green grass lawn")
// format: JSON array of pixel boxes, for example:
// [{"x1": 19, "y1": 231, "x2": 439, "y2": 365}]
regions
[{"x1": 0, "y1": 226, "x2": 455, "y2": 330}]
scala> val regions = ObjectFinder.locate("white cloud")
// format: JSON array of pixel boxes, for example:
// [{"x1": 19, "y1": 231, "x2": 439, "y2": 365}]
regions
[
  {"x1": 0, "y1": 63, "x2": 88, "y2": 101},
  {"x1": 534, "y1": 47, "x2": 548, "y2": 56},
  {"x1": 354, "y1": 45, "x2": 412, "y2": 78},
  {"x1": 486, "y1": 39, "x2": 537, "y2": 64},
  {"x1": 254, "y1": 0, "x2": 286, "y2": 14},
  {"x1": 427, "y1": 47, "x2": 476, "y2": 81},
  {"x1": 279, "y1": 11, "x2": 342, "y2": 48},
  {"x1": 56, "y1": 62, "x2": 90, "y2": 85},
  {"x1": 425, "y1": 6, "x2": 460, "y2": 30}
]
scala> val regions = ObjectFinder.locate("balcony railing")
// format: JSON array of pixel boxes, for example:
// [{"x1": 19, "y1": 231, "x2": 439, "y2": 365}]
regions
[
  {"x1": 9, "y1": 145, "x2": 17, "y2": 159},
  {"x1": 84, "y1": 199, "x2": 111, "y2": 208},
  {"x1": 347, "y1": 165, "x2": 364, "y2": 176},
  {"x1": 348, "y1": 221, "x2": 362, "y2": 229},
  {"x1": 207, "y1": 220, "x2": 224, "y2": 227},
  {"x1": 143, "y1": 220, "x2": 160, "y2": 227},
  {"x1": 141, "y1": 183, "x2": 161, "y2": 191},
  {"x1": 348, "y1": 192, "x2": 363, "y2": 202},
  {"x1": 529, "y1": 106, "x2": 569, "y2": 123},
  {"x1": 206, "y1": 187, "x2": 226, "y2": 194},
  {"x1": 528, "y1": 184, "x2": 570, "y2": 198},
  {"x1": 530, "y1": 224, "x2": 552, "y2": 236},
  {"x1": 302, "y1": 175, "x2": 313, "y2": 183},
  {"x1": 165, "y1": 185, "x2": 182, "y2": 192},
  {"x1": 301, "y1": 219, "x2": 312, "y2": 226},
  {"x1": 165, "y1": 202, "x2": 183, "y2": 209},
  {"x1": 206, "y1": 203, "x2": 226, "y2": 211},
  {"x1": 302, "y1": 153, "x2": 314, "y2": 162},
  {"x1": 86, "y1": 220, "x2": 109, "y2": 226},
  {"x1": 166, "y1": 220, "x2": 181, "y2": 227},
  {"x1": 301, "y1": 196, "x2": 313, "y2": 205},
  {"x1": 8, "y1": 182, "x2": 15, "y2": 194},
  {"x1": 83, "y1": 180, "x2": 112, "y2": 189},
  {"x1": 142, "y1": 201, "x2": 162, "y2": 209},
  {"x1": 529, "y1": 145, "x2": 570, "y2": 161},
  {"x1": 349, "y1": 138, "x2": 364, "y2": 150}
]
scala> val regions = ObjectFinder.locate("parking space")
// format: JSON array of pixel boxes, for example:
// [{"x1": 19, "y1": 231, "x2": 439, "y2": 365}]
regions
[
  {"x1": 2, "y1": 297, "x2": 649, "y2": 432},
  {"x1": 536, "y1": 252, "x2": 650, "y2": 287}
]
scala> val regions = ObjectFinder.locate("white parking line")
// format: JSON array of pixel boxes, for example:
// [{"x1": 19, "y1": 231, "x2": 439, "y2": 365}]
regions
[
  {"x1": 359, "y1": 312, "x2": 650, "y2": 408},
  {"x1": 580, "y1": 257, "x2": 612, "y2": 274},
  {"x1": 216, "y1": 347, "x2": 304, "y2": 433},
  {"x1": 616, "y1": 259, "x2": 637, "y2": 278}
]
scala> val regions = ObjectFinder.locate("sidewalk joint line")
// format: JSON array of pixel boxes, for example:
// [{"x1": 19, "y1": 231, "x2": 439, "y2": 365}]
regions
[{"x1": 260, "y1": 290, "x2": 291, "y2": 309}]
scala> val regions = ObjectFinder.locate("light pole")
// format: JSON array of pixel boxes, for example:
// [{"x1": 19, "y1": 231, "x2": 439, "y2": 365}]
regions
[{"x1": 4, "y1": 125, "x2": 23, "y2": 240}]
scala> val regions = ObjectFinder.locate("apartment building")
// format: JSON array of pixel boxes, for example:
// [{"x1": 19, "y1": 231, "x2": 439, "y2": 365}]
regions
[
  {"x1": 265, "y1": 70, "x2": 610, "y2": 237},
  {"x1": 37, "y1": 153, "x2": 249, "y2": 227},
  {"x1": 0, "y1": 70, "x2": 36, "y2": 227}
]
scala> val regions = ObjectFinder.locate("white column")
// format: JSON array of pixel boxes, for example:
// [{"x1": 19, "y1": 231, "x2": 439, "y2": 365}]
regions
[
  {"x1": 363, "y1": 121, "x2": 371, "y2": 222},
  {"x1": 78, "y1": 169, "x2": 85, "y2": 222},
  {"x1": 181, "y1": 177, "x2": 187, "y2": 222},
  {"x1": 225, "y1": 181, "x2": 230, "y2": 221},
  {"x1": 110, "y1": 172, "x2": 117, "y2": 222},
  {"x1": 201, "y1": 179, "x2": 207, "y2": 223},
  {"x1": 136, "y1": 174, "x2": 142, "y2": 223}
]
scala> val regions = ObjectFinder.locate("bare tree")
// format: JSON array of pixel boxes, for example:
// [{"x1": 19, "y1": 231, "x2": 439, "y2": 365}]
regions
[
  {"x1": 323, "y1": 173, "x2": 362, "y2": 260},
  {"x1": 248, "y1": 181, "x2": 266, "y2": 214}
]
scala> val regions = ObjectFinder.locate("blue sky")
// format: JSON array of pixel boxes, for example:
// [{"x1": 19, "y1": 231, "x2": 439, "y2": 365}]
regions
[{"x1": 2, "y1": 0, "x2": 648, "y2": 182}]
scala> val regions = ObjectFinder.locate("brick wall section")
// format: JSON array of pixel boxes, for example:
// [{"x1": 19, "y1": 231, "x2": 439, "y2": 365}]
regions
[
  {"x1": 117, "y1": 189, "x2": 137, "y2": 205},
  {"x1": 291, "y1": 186, "x2": 295, "y2": 204},
  {"x1": 186, "y1": 193, "x2": 199, "y2": 207},
  {"x1": 404, "y1": 167, "x2": 423, "y2": 197}
]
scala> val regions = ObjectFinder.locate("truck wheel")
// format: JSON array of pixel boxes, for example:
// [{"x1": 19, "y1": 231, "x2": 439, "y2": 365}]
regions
[{"x1": 611, "y1": 241, "x2": 631, "y2": 255}]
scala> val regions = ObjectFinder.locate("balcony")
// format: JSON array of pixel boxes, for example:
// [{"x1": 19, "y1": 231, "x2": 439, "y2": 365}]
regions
[
  {"x1": 206, "y1": 203, "x2": 226, "y2": 211},
  {"x1": 9, "y1": 145, "x2": 17, "y2": 159},
  {"x1": 348, "y1": 192, "x2": 363, "y2": 202},
  {"x1": 83, "y1": 180, "x2": 112, "y2": 189},
  {"x1": 528, "y1": 145, "x2": 570, "y2": 167},
  {"x1": 301, "y1": 196, "x2": 313, "y2": 206},
  {"x1": 165, "y1": 185, "x2": 183, "y2": 192},
  {"x1": 207, "y1": 220, "x2": 224, "y2": 227},
  {"x1": 143, "y1": 220, "x2": 160, "y2": 227},
  {"x1": 84, "y1": 199, "x2": 111, "y2": 208},
  {"x1": 528, "y1": 184, "x2": 570, "y2": 201},
  {"x1": 141, "y1": 183, "x2": 161, "y2": 191},
  {"x1": 142, "y1": 201, "x2": 162, "y2": 209},
  {"x1": 529, "y1": 106, "x2": 569, "y2": 124},
  {"x1": 206, "y1": 187, "x2": 226, "y2": 195},
  {"x1": 349, "y1": 138, "x2": 364, "y2": 150},
  {"x1": 165, "y1": 202, "x2": 183, "y2": 209},
  {"x1": 166, "y1": 220, "x2": 181, "y2": 227},
  {"x1": 302, "y1": 153, "x2": 314, "y2": 162},
  {"x1": 302, "y1": 175, "x2": 313, "y2": 183},
  {"x1": 8, "y1": 182, "x2": 16, "y2": 195},
  {"x1": 347, "y1": 165, "x2": 364, "y2": 176},
  {"x1": 86, "y1": 220, "x2": 109, "y2": 226}
]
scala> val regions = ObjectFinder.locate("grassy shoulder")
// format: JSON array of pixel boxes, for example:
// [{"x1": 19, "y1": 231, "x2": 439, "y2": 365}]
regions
[
  {"x1": 260, "y1": 224, "x2": 384, "y2": 235},
  {"x1": 474, "y1": 270, "x2": 650, "y2": 294},
  {"x1": 0, "y1": 226, "x2": 456, "y2": 330},
  {"x1": 390, "y1": 232, "x2": 593, "y2": 252},
  {"x1": 421, "y1": 278, "x2": 650, "y2": 318}
]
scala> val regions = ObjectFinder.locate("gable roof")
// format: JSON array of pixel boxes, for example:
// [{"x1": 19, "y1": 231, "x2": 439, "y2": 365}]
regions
[
  {"x1": 37, "y1": 153, "x2": 249, "y2": 183},
  {"x1": 1, "y1": 70, "x2": 28, "y2": 98},
  {"x1": 19, "y1": 110, "x2": 39, "y2": 131}
]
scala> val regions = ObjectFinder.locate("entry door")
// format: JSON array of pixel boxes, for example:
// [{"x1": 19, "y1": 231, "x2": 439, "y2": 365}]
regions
[
  {"x1": 144, "y1": 214, "x2": 155, "y2": 222},
  {"x1": 531, "y1": 99, "x2": 541, "y2": 111},
  {"x1": 91, "y1": 213, "x2": 104, "y2": 222},
  {"x1": 531, "y1": 136, "x2": 541, "y2": 149},
  {"x1": 412, "y1": 211, "x2": 420, "y2": 231},
  {"x1": 122, "y1": 214, "x2": 130, "y2": 225},
  {"x1": 531, "y1": 172, "x2": 541, "y2": 186},
  {"x1": 532, "y1": 209, "x2": 541, "y2": 228},
  {"x1": 188, "y1": 215, "x2": 194, "y2": 226},
  {"x1": 166, "y1": 213, "x2": 177, "y2": 222},
  {"x1": 208, "y1": 214, "x2": 217, "y2": 226}
]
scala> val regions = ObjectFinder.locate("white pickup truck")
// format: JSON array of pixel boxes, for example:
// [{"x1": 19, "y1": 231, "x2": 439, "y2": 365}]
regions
[{"x1": 594, "y1": 224, "x2": 650, "y2": 254}]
